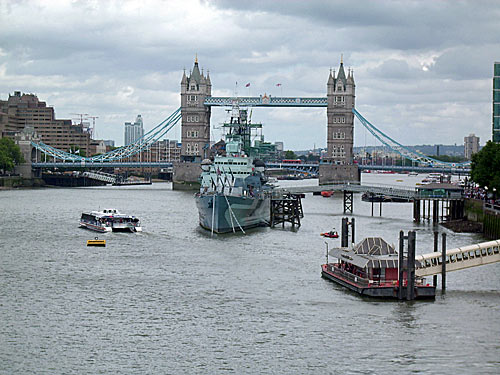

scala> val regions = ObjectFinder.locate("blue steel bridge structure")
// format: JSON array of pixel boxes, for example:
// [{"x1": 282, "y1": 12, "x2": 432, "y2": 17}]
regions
[{"x1": 30, "y1": 97, "x2": 471, "y2": 173}]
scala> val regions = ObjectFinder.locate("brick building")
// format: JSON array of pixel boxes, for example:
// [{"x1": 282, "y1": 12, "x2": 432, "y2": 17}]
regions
[{"x1": 0, "y1": 91, "x2": 91, "y2": 154}]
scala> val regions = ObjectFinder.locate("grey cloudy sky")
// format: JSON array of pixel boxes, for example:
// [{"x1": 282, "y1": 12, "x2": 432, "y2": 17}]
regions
[{"x1": 1, "y1": 0, "x2": 499, "y2": 149}]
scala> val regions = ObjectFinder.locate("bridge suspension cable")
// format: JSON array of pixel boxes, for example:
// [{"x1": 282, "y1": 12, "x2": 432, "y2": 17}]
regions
[
  {"x1": 352, "y1": 109, "x2": 470, "y2": 168},
  {"x1": 31, "y1": 108, "x2": 182, "y2": 163}
]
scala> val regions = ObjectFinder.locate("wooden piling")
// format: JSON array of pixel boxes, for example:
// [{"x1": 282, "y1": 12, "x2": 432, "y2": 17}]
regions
[
  {"x1": 441, "y1": 232, "x2": 447, "y2": 292},
  {"x1": 270, "y1": 193, "x2": 303, "y2": 229},
  {"x1": 398, "y1": 231, "x2": 405, "y2": 300},
  {"x1": 433, "y1": 231, "x2": 438, "y2": 287},
  {"x1": 343, "y1": 191, "x2": 353, "y2": 213},
  {"x1": 341, "y1": 217, "x2": 348, "y2": 247},
  {"x1": 406, "y1": 231, "x2": 416, "y2": 301}
]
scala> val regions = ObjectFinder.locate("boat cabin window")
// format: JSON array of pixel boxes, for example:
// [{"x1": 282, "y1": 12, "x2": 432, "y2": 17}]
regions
[
  {"x1": 487, "y1": 247, "x2": 493, "y2": 255},
  {"x1": 475, "y1": 249, "x2": 481, "y2": 257},
  {"x1": 494, "y1": 247, "x2": 499, "y2": 254},
  {"x1": 481, "y1": 248, "x2": 487, "y2": 256}
]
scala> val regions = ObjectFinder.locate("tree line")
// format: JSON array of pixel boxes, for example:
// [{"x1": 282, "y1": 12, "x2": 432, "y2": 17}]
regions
[{"x1": 0, "y1": 138, "x2": 24, "y2": 173}]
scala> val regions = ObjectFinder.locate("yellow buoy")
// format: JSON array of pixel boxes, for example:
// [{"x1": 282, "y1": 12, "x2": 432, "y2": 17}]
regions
[{"x1": 87, "y1": 237, "x2": 106, "y2": 247}]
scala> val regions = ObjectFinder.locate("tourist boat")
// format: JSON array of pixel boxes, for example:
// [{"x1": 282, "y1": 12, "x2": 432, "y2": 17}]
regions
[
  {"x1": 321, "y1": 230, "x2": 339, "y2": 238},
  {"x1": 195, "y1": 101, "x2": 273, "y2": 234},
  {"x1": 321, "y1": 237, "x2": 435, "y2": 299},
  {"x1": 79, "y1": 209, "x2": 142, "y2": 232},
  {"x1": 321, "y1": 190, "x2": 334, "y2": 197}
]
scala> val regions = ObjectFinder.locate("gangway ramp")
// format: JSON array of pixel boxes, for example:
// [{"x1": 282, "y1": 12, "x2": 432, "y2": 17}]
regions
[
  {"x1": 415, "y1": 240, "x2": 500, "y2": 277},
  {"x1": 82, "y1": 171, "x2": 116, "y2": 184}
]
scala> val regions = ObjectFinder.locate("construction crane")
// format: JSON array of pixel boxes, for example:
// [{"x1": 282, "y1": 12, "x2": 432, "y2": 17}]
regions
[
  {"x1": 87, "y1": 116, "x2": 99, "y2": 139},
  {"x1": 70, "y1": 113, "x2": 89, "y2": 125}
]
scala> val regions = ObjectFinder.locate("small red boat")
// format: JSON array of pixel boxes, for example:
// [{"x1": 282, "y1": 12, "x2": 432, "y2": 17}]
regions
[
  {"x1": 321, "y1": 191, "x2": 334, "y2": 197},
  {"x1": 321, "y1": 231, "x2": 339, "y2": 238}
]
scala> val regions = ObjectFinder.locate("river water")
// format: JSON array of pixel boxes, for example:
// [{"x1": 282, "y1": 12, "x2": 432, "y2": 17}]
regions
[{"x1": 1, "y1": 174, "x2": 499, "y2": 374}]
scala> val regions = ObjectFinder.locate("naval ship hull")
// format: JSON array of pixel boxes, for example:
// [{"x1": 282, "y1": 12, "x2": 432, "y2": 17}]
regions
[{"x1": 195, "y1": 194, "x2": 271, "y2": 233}]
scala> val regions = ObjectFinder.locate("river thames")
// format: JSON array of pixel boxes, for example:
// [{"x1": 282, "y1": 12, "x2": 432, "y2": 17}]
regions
[{"x1": 1, "y1": 174, "x2": 499, "y2": 374}]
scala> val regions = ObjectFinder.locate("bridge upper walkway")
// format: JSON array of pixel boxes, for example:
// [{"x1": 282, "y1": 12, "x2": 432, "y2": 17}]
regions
[
  {"x1": 205, "y1": 96, "x2": 328, "y2": 107},
  {"x1": 416, "y1": 240, "x2": 500, "y2": 276}
]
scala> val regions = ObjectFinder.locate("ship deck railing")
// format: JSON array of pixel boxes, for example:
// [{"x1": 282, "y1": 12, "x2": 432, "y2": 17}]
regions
[{"x1": 325, "y1": 264, "x2": 428, "y2": 287}]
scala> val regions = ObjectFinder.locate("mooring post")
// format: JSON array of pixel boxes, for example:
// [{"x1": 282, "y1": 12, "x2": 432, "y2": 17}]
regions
[
  {"x1": 398, "y1": 230, "x2": 405, "y2": 300},
  {"x1": 341, "y1": 217, "x2": 348, "y2": 248},
  {"x1": 325, "y1": 241, "x2": 329, "y2": 265},
  {"x1": 441, "y1": 232, "x2": 447, "y2": 293},
  {"x1": 350, "y1": 217, "x2": 355, "y2": 245},
  {"x1": 406, "y1": 231, "x2": 416, "y2": 301},
  {"x1": 433, "y1": 231, "x2": 438, "y2": 287}
]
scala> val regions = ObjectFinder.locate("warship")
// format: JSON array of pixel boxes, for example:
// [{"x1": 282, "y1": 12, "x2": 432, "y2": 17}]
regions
[{"x1": 195, "y1": 101, "x2": 273, "y2": 233}]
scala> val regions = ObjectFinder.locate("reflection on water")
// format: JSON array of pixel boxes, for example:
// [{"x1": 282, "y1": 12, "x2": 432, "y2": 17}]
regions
[{"x1": 0, "y1": 176, "x2": 499, "y2": 374}]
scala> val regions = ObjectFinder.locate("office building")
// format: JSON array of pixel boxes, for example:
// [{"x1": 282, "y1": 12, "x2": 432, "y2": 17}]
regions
[
  {"x1": 124, "y1": 114, "x2": 144, "y2": 145},
  {"x1": 494, "y1": 62, "x2": 500, "y2": 142},
  {"x1": 0, "y1": 91, "x2": 90, "y2": 153},
  {"x1": 464, "y1": 133, "x2": 480, "y2": 160}
]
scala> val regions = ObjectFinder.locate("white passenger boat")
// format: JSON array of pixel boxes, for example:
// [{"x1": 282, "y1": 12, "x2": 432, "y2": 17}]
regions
[{"x1": 79, "y1": 209, "x2": 142, "y2": 232}]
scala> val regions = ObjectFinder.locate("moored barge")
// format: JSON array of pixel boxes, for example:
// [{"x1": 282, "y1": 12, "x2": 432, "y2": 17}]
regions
[{"x1": 322, "y1": 237, "x2": 435, "y2": 299}]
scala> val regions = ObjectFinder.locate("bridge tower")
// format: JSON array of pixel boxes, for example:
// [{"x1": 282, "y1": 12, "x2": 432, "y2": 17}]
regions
[
  {"x1": 320, "y1": 58, "x2": 359, "y2": 184},
  {"x1": 180, "y1": 57, "x2": 211, "y2": 161},
  {"x1": 326, "y1": 58, "x2": 355, "y2": 164}
]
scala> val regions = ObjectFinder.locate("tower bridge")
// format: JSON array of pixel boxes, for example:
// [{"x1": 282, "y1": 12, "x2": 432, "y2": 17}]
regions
[{"x1": 27, "y1": 57, "x2": 470, "y2": 185}]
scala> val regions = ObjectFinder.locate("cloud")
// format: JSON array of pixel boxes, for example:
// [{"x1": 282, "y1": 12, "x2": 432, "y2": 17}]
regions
[{"x1": 0, "y1": 0, "x2": 498, "y2": 147}]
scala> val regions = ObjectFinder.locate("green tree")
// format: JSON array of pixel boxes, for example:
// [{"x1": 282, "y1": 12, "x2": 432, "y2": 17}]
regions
[
  {"x1": 284, "y1": 150, "x2": 297, "y2": 160},
  {"x1": 471, "y1": 141, "x2": 500, "y2": 191},
  {"x1": 427, "y1": 154, "x2": 466, "y2": 163},
  {"x1": 0, "y1": 147, "x2": 15, "y2": 172},
  {"x1": 0, "y1": 137, "x2": 24, "y2": 172},
  {"x1": 69, "y1": 145, "x2": 86, "y2": 157}
]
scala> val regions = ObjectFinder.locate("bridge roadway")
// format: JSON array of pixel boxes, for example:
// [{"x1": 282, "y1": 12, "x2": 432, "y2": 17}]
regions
[
  {"x1": 33, "y1": 161, "x2": 470, "y2": 175},
  {"x1": 32, "y1": 161, "x2": 173, "y2": 168},
  {"x1": 266, "y1": 162, "x2": 471, "y2": 174}
]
